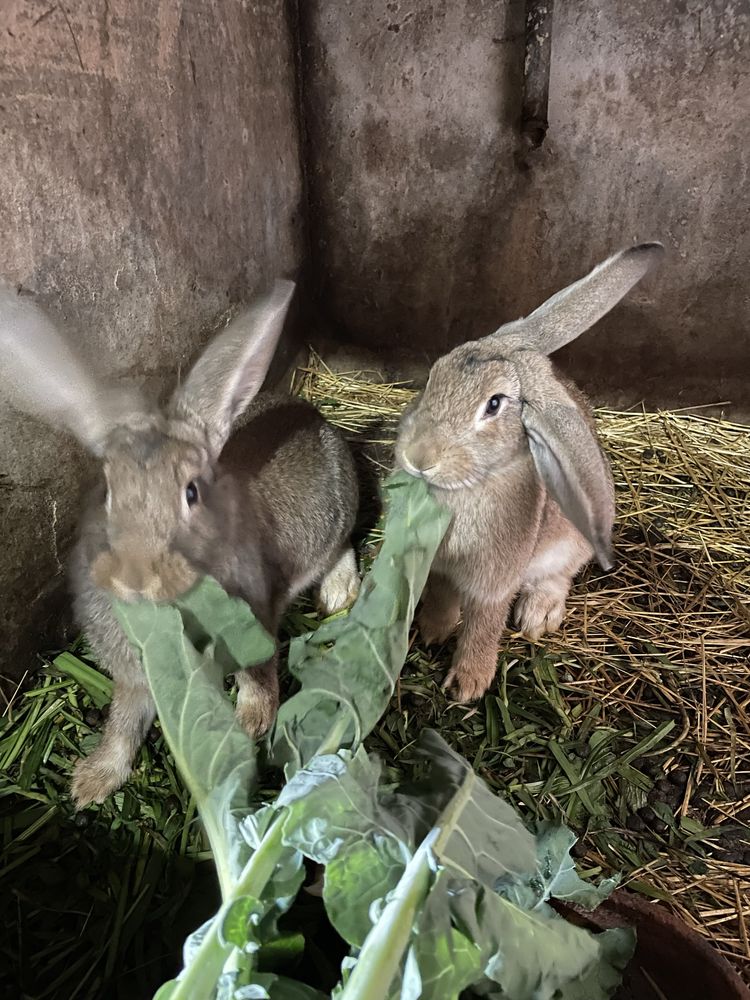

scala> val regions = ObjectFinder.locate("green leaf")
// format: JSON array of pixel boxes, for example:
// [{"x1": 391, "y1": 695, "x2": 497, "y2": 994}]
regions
[
  {"x1": 256, "y1": 932, "x2": 306, "y2": 972},
  {"x1": 238, "y1": 806, "x2": 307, "y2": 939},
  {"x1": 556, "y1": 927, "x2": 634, "y2": 1000},
  {"x1": 183, "y1": 917, "x2": 216, "y2": 967},
  {"x1": 496, "y1": 823, "x2": 620, "y2": 911},
  {"x1": 481, "y1": 895, "x2": 611, "y2": 1000},
  {"x1": 397, "y1": 731, "x2": 536, "y2": 885},
  {"x1": 113, "y1": 595, "x2": 264, "y2": 897},
  {"x1": 452, "y1": 885, "x2": 635, "y2": 1000},
  {"x1": 154, "y1": 983, "x2": 178, "y2": 1000},
  {"x1": 279, "y1": 738, "x2": 533, "y2": 1000},
  {"x1": 277, "y1": 750, "x2": 411, "y2": 946},
  {"x1": 234, "y1": 974, "x2": 327, "y2": 1000},
  {"x1": 271, "y1": 473, "x2": 452, "y2": 772},
  {"x1": 172, "y1": 576, "x2": 276, "y2": 672},
  {"x1": 392, "y1": 872, "x2": 485, "y2": 1000},
  {"x1": 140, "y1": 473, "x2": 447, "y2": 999},
  {"x1": 277, "y1": 750, "x2": 392, "y2": 857},
  {"x1": 323, "y1": 837, "x2": 408, "y2": 946},
  {"x1": 124, "y1": 479, "x2": 450, "y2": 1000},
  {"x1": 220, "y1": 895, "x2": 263, "y2": 949},
  {"x1": 337, "y1": 829, "x2": 436, "y2": 1000},
  {"x1": 279, "y1": 736, "x2": 624, "y2": 1000}
]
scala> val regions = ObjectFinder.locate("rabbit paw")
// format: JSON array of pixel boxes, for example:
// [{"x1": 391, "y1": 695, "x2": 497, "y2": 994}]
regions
[
  {"x1": 318, "y1": 548, "x2": 360, "y2": 616},
  {"x1": 514, "y1": 588, "x2": 567, "y2": 641},
  {"x1": 418, "y1": 603, "x2": 461, "y2": 646},
  {"x1": 71, "y1": 751, "x2": 131, "y2": 809},
  {"x1": 236, "y1": 691, "x2": 278, "y2": 740},
  {"x1": 442, "y1": 656, "x2": 496, "y2": 702}
]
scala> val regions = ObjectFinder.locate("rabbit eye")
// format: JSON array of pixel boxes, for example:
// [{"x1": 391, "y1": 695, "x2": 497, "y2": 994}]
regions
[
  {"x1": 185, "y1": 481, "x2": 199, "y2": 507},
  {"x1": 485, "y1": 394, "x2": 506, "y2": 416}
]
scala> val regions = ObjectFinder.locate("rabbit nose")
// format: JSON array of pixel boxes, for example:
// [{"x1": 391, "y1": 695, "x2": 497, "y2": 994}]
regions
[
  {"x1": 400, "y1": 453, "x2": 421, "y2": 477},
  {"x1": 401, "y1": 448, "x2": 438, "y2": 479},
  {"x1": 109, "y1": 553, "x2": 159, "y2": 599}
]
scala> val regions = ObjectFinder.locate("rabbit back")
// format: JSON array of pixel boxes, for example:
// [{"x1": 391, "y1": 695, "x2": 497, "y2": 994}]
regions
[{"x1": 201, "y1": 392, "x2": 359, "y2": 625}]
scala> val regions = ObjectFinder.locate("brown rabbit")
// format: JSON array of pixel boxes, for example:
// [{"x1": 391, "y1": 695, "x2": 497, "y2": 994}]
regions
[
  {"x1": 0, "y1": 281, "x2": 360, "y2": 806},
  {"x1": 395, "y1": 243, "x2": 664, "y2": 701}
]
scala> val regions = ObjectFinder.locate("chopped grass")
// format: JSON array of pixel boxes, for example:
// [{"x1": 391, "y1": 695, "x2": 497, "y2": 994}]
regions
[
  {"x1": 0, "y1": 646, "x2": 216, "y2": 999},
  {"x1": 1, "y1": 350, "x2": 749, "y2": 996}
]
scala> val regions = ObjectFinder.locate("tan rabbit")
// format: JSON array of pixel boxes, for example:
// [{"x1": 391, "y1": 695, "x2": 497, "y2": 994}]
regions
[
  {"x1": 395, "y1": 243, "x2": 664, "y2": 701},
  {"x1": 0, "y1": 281, "x2": 360, "y2": 807}
]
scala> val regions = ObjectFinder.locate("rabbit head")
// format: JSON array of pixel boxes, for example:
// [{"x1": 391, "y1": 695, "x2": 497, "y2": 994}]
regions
[
  {"x1": 396, "y1": 242, "x2": 664, "y2": 569},
  {"x1": 0, "y1": 280, "x2": 295, "y2": 602}
]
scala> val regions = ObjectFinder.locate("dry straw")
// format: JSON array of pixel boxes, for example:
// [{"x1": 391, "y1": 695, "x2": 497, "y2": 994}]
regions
[{"x1": 295, "y1": 349, "x2": 750, "y2": 978}]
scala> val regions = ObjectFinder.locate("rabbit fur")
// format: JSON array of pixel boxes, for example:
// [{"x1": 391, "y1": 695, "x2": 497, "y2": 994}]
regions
[
  {"x1": 395, "y1": 242, "x2": 664, "y2": 702},
  {"x1": 0, "y1": 281, "x2": 360, "y2": 807}
]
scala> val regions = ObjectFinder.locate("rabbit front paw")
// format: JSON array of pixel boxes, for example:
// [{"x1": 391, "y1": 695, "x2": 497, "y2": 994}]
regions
[
  {"x1": 236, "y1": 662, "x2": 279, "y2": 740},
  {"x1": 514, "y1": 586, "x2": 567, "y2": 641},
  {"x1": 236, "y1": 700, "x2": 277, "y2": 740},
  {"x1": 442, "y1": 654, "x2": 496, "y2": 702},
  {"x1": 317, "y1": 547, "x2": 360, "y2": 616},
  {"x1": 71, "y1": 750, "x2": 131, "y2": 809}
]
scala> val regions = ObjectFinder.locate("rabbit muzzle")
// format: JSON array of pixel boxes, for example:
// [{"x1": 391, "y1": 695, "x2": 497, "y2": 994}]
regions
[
  {"x1": 395, "y1": 437, "x2": 441, "y2": 480},
  {"x1": 396, "y1": 436, "x2": 481, "y2": 491},
  {"x1": 399, "y1": 451, "x2": 439, "y2": 481},
  {"x1": 90, "y1": 545, "x2": 198, "y2": 603}
]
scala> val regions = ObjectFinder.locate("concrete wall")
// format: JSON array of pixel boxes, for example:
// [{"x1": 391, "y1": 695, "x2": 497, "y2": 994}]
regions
[
  {"x1": 0, "y1": 0, "x2": 303, "y2": 675},
  {"x1": 300, "y1": 0, "x2": 750, "y2": 408}
]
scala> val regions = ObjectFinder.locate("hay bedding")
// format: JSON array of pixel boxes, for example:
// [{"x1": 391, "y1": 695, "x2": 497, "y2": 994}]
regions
[
  {"x1": 1, "y1": 350, "x2": 749, "y2": 995},
  {"x1": 294, "y1": 352, "x2": 750, "y2": 978}
]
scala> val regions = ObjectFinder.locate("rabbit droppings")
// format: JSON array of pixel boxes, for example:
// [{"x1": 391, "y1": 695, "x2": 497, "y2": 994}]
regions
[
  {"x1": 395, "y1": 243, "x2": 664, "y2": 703},
  {"x1": 0, "y1": 281, "x2": 360, "y2": 807}
]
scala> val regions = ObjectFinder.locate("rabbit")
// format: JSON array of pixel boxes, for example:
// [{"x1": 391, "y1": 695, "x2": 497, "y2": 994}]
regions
[
  {"x1": 0, "y1": 280, "x2": 361, "y2": 807},
  {"x1": 395, "y1": 242, "x2": 664, "y2": 702}
]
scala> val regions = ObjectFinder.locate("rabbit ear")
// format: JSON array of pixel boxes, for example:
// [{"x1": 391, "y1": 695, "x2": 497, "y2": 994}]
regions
[
  {"x1": 497, "y1": 242, "x2": 664, "y2": 355},
  {"x1": 521, "y1": 399, "x2": 615, "y2": 570},
  {"x1": 171, "y1": 280, "x2": 295, "y2": 455},
  {"x1": 0, "y1": 285, "x2": 144, "y2": 455}
]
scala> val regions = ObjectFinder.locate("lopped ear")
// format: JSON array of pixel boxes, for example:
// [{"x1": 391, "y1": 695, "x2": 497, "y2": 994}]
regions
[
  {"x1": 171, "y1": 280, "x2": 295, "y2": 455},
  {"x1": 0, "y1": 284, "x2": 145, "y2": 455},
  {"x1": 496, "y1": 242, "x2": 664, "y2": 355},
  {"x1": 521, "y1": 399, "x2": 615, "y2": 570}
]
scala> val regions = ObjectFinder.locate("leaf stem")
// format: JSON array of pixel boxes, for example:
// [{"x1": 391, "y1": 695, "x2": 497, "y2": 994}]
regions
[
  {"x1": 163, "y1": 815, "x2": 288, "y2": 1000},
  {"x1": 338, "y1": 829, "x2": 437, "y2": 1000},
  {"x1": 234, "y1": 813, "x2": 287, "y2": 896},
  {"x1": 316, "y1": 713, "x2": 355, "y2": 757}
]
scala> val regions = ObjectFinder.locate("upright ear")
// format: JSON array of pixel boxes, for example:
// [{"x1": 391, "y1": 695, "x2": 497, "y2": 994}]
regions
[
  {"x1": 499, "y1": 242, "x2": 664, "y2": 355},
  {"x1": 0, "y1": 284, "x2": 144, "y2": 455},
  {"x1": 171, "y1": 280, "x2": 295, "y2": 455},
  {"x1": 521, "y1": 399, "x2": 615, "y2": 570}
]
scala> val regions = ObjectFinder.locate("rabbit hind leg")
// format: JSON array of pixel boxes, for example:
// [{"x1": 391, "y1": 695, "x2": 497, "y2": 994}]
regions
[{"x1": 418, "y1": 571, "x2": 462, "y2": 646}]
